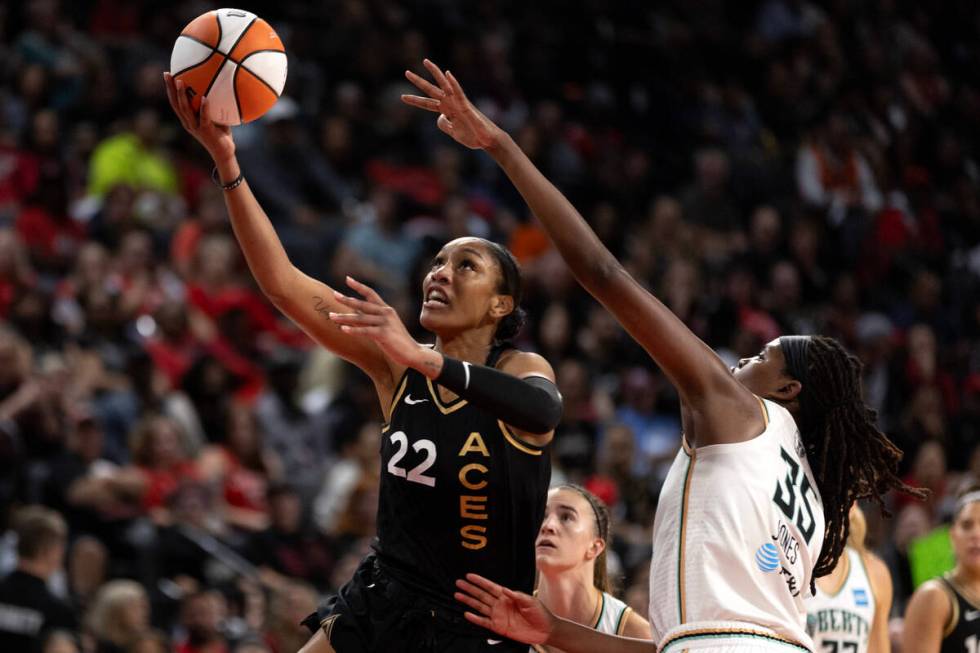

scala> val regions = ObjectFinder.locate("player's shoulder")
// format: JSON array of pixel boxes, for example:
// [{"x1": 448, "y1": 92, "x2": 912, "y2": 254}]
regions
[
  {"x1": 496, "y1": 348, "x2": 555, "y2": 380},
  {"x1": 911, "y1": 577, "x2": 955, "y2": 611},
  {"x1": 859, "y1": 549, "x2": 889, "y2": 579}
]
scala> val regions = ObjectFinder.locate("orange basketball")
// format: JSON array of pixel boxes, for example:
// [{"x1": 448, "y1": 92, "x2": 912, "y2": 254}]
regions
[{"x1": 170, "y1": 8, "x2": 287, "y2": 125}]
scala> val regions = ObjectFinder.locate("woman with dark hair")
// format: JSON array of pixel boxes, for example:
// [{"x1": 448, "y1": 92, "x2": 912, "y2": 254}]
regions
[
  {"x1": 533, "y1": 486, "x2": 651, "y2": 652},
  {"x1": 403, "y1": 60, "x2": 923, "y2": 652},
  {"x1": 903, "y1": 489, "x2": 980, "y2": 652},
  {"x1": 164, "y1": 73, "x2": 562, "y2": 653}
]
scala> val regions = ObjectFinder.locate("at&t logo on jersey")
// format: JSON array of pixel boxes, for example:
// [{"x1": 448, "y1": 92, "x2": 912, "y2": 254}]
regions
[
  {"x1": 755, "y1": 542, "x2": 780, "y2": 572},
  {"x1": 853, "y1": 588, "x2": 868, "y2": 607}
]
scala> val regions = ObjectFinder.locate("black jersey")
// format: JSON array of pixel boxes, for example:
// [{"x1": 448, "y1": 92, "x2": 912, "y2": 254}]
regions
[
  {"x1": 372, "y1": 353, "x2": 551, "y2": 609},
  {"x1": 939, "y1": 575, "x2": 980, "y2": 653}
]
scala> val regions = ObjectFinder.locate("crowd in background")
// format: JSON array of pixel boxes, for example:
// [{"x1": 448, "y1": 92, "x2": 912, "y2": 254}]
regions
[{"x1": 0, "y1": 0, "x2": 978, "y2": 651}]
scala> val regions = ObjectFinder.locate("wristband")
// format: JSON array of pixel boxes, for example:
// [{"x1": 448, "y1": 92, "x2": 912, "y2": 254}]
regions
[{"x1": 211, "y1": 165, "x2": 245, "y2": 191}]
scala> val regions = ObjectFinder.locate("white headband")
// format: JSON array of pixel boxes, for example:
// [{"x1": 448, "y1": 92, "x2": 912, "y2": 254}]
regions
[{"x1": 956, "y1": 491, "x2": 980, "y2": 515}]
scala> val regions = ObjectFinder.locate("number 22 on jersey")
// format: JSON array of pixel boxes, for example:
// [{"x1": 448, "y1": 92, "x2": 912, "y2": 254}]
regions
[{"x1": 387, "y1": 430, "x2": 437, "y2": 487}]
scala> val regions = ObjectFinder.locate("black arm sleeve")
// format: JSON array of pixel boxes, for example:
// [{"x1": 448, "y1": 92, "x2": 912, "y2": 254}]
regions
[{"x1": 435, "y1": 356, "x2": 563, "y2": 434}]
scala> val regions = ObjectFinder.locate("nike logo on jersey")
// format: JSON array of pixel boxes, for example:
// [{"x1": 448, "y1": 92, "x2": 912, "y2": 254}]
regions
[
  {"x1": 487, "y1": 640, "x2": 503, "y2": 645},
  {"x1": 404, "y1": 394, "x2": 429, "y2": 405},
  {"x1": 967, "y1": 610, "x2": 980, "y2": 621}
]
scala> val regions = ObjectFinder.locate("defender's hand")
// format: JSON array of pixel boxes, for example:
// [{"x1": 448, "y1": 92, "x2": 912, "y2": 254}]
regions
[{"x1": 401, "y1": 59, "x2": 504, "y2": 151}]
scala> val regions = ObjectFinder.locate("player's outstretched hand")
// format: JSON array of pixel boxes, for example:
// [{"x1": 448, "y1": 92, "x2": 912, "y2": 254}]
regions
[
  {"x1": 402, "y1": 59, "x2": 503, "y2": 151},
  {"x1": 163, "y1": 72, "x2": 235, "y2": 163},
  {"x1": 328, "y1": 276, "x2": 425, "y2": 368},
  {"x1": 455, "y1": 573, "x2": 555, "y2": 645}
]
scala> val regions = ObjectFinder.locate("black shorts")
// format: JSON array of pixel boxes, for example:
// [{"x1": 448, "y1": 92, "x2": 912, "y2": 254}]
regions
[{"x1": 302, "y1": 554, "x2": 525, "y2": 653}]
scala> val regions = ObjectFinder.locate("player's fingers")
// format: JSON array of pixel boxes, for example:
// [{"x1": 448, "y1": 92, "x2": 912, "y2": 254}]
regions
[
  {"x1": 462, "y1": 611, "x2": 494, "y2": 630},
  {"x1": 345, "y1": 276, "x2": 386, "y2": 305},
  {"x1": 332, "y1": 291, "x2": 386, "y2": 314},
  {"x1": 437, "y1": 114, "x2": 454, "y2": 136},
  {"x1": 423, "y1": 58, "x2": 452, "y2": 97},
  {"x1": 502, "y1": 587, "x2": 529, "y2": 604},
  {"x1": 464, "y1": 573, "x2": 504, "y2": 598},
  {"x1": 199, "y1": 96, "x2": 214, "y2": 129},
  {"x1": 446, "y1": 71, "x2": 470, "y2": 103},
  {"x1": 454, "y1": 592, "x2": 491, "y2": 615},
  {"x1": 405, "y1": 70, "x2": 444, "y2": 99},
  {"x1": 401, "y1": 95, "x2": 442, "y2": 113},
  {"x1": 462, "y1": 611, "x2": 493, "y2": 630},
  {"x1": 456, "y1": 578, "x2": 497, "y2": 606},
  {"x1": 174, "y1": 80, "x2": 198, "y2": 128},
  {"x1": 327, "y1": 313, "x2": 384, "y2": 327},
  {"x1": 163, "y1": 73, "x2": 178, "y2": 108},
  {"x1": 338, "y1": 325, "x2": 379, "y2": 336},
  {"x1": 164, "y1": 74, "x2": 192, "y2": 130}
]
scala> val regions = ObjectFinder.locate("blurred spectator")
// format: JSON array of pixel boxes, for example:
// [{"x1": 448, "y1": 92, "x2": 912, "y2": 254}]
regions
[
  {"x1": 613, "y1": 368, "x2": 680, "y2": 481},
  {"x1": 312, "y1": 419, "x2": 379, "y2": 537},
  {"x1": 796, "y1": 112, "x2": 883, "y2": 228},
  {"x1": 65, "y1": 536, "x2": 107, "y2": 615},
  {"x1": 125, "y1": 414, "x2": 197, "y2": 520},
  {"x1": 175, "y1": 589, "x2": 229, "y2": 653},
  {"x1": 41, "y1": 409, "x2": 138, "y2": 548},
  {"x1": 0, "y1": 506, "x2": 75, "y2": 653},
  {"x1": 126, "y1": 630, "x2": 170, "y2": 653},
  {"x1": 197, "y1": 403, "x2": 280, "y2": 532},
  {"x1": 331, "y1": 186, "x2": 422, "y2": 296},
  {"x1": 84, "y1": 579, "x2": 150, "y2": 653},
  {"x1": 41, "y1": 629, "x2": 80, "y2": 653},
  {"x1": 255, "y1": 351, "x2": 333, "y2": 507},
  {"x1": 249, "y1": 483, "x2": 333, "y2": 590},
  {"x1": 87, "y1": 109, "x2": 178, "y2": 198},
  {"x1": 261, "y1": 581, "x2": 318, "y2": 653}
]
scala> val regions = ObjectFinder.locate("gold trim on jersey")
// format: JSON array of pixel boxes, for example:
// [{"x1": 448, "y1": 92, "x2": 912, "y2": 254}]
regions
[
  {"x1": 756, "y1": 395, "x2": 770, "y2": 427},
  {"x1": 497, "y1": 420, "x2": 544, "y2": 456},
  {"x1": 590, "y1": 590, "x2": 605, "y2": 629},
  {"x1": 681, "y1": 434, "x2": 693, "y2": 457},
  {"x1": 941, "y1": 573, "x2": 980, "y2": 639},
  {"x1": 615, "y1": 605, "x2": 632, "y2": 636},
  {"x1": 947, "y1": 573, "x2": 980, "y2": 610},
  {"x1": 319, "y1": 614, "x2": 340, "y2": 642},
  {"x1": 426, "y1": 377, "x2": 469, "y2": 414},
  {"x1": 937, "y1": 578, "x2": 959, "y2": 638},
  {"x1": 659, "y1": 627, "x2": 809, "y2": 652},
  {"x1": 382, "y1": 371, "x2": 410, "y2": 432},
  {"x1": 677, "y1": 450, "x2": 696, "y2": 624}
]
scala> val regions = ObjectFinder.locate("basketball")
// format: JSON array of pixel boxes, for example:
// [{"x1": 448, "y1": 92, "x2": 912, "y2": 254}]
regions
[{"x1": 170, "y1": 8, "x2": 287, "y2": 126}]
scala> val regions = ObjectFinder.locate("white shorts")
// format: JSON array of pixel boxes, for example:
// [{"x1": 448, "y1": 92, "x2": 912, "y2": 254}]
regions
[{"x1": 658, "y1": 623, "x2": 812, "y2": 653}]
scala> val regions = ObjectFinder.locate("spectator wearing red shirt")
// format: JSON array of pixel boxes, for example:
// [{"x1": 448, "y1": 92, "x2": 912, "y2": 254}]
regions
[
  {"x1": 197, "y1": 403, "x2": 280, "y2": 532},
  {"x1": 124, "y1": 414, "x2": 198, "y2": 520}
]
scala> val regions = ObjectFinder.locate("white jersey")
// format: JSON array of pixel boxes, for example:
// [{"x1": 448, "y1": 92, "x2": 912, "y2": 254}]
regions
[
  {"x1": 649, "y1": 398, "x2": 825, "y2": 652},
  {"x1": 806, "y1": 548, "x2": 875, "y2": 653},
  {"x1": 531, "y1": 591, "x2": 633, "y2": 652}
]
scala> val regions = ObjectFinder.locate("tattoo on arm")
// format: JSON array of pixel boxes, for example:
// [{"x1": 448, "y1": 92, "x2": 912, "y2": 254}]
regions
[{"x1": 313, "y1": 296, "x2": 341, "y2": 330}]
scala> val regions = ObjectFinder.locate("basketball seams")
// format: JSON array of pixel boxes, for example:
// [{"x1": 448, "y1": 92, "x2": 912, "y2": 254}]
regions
[
  {"x1": 222, "y1": 16, "x2": 258, "y2": 60},
  {"x1": 172, "y1": 55, "x2": 216, "y2": 81},
  {"x1": 179, "y1": 34, "x2": 218, "y2": 56},
  {"x1": 171, "y1": 37, "x2": 218, "y2": 78},
  {"x1": 238, "y1": 52, "x2": 286, "y2": 98},
  {"x1": 231, "y1": 64, "x2": 244, "y2": 127},
  {"x1": 239, "y1": 67, "x2": 280, "y2": 98},
  {"x1": 214, "y1": 11, "x2": 222, "y2": 52},
  {"x1": 203, "y1": 15, "x2": 257, "y2": 119}
]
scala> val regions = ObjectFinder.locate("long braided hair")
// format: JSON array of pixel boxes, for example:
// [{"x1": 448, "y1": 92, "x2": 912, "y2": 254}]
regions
[{"x1": 785, "y1": 335, "x2": 927, "y2": 579}]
